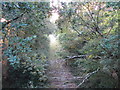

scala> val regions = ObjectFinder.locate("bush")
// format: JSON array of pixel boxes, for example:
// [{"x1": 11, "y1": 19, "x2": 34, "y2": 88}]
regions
[{"x1": 3, "y1": 35, "x2": 49, "y2": 88}]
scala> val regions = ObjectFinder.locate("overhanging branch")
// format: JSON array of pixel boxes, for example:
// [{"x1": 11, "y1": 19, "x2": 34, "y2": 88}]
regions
[{"x1": 2, "y1": 12, "x2": 26, "y2": 29}]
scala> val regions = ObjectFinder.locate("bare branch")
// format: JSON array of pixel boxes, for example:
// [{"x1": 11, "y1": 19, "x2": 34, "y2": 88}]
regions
[
  {"x1": 65, "y1": 55, "x2": 89, "y2": 60},
  {"x1": 82, "y1": 3, "x2": 96, "y2": 23},
  {"x1": 106, "y1": 27, "x2": 113, "y2": 37},
  {"x1": 75, "y1": 3, "x2": 103, "y2": 37},
  {"x1": 65, "y1": 55, "x2": 101, "y2": 60},
  {"x1": 76, "y1": 68, "x2": 99, "y2": 88},
  {"x1": 96, "y1": 3, "x2": 101, "y2": 25},
  {"x1": 94, "y1": 26, "x2": 104, "y2": 37},
  {"x1": 83, "y1": 3, "x2": 104, "y2": 37}
]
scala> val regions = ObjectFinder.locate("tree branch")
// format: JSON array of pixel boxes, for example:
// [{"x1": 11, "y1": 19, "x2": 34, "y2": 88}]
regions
[
  {"x1": 82, "y1": 3, "x2": 96, "y2": 23},
  {"x1": 83, "y1": 3, "x2": 104, "y2": 37},
  {"x1": 106, "y1": 27, "x2": 113, "y2": 37},
  {"x1": 65, "y1": 55, "x2": 89, "y2": 60},
  {"x1": 96, "y1": 3, "x2": 101, "y2": 25},
  {"x1": 94, "y1": 26, "x2": 104, "y2": 37},
  {"x1": 99, "y1": 43, "x2": 112, "y2": 56},
  {"x1": 75, "y1": 3, "x2": 103, "y2": 37},
  {"x1": 2, "y1": 12, "x2": 26, "y2": 29},
  {"x1": 76, "y1": 68, "x2": 99, "y2": 88},
  {"x1": 65, "y1": 55, "x2": 101, "y2": 60}
]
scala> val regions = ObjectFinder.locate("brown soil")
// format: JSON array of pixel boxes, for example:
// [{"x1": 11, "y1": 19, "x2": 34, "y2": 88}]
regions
[
  {"x1": 48, "y1": 58, "x2": 77, "y2": 88},
  {"x1": 47, "y1": 37, "x2": 77, "y2": 88}
]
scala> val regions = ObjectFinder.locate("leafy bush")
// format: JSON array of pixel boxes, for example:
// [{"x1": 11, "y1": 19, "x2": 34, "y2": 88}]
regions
[
  {"x1": 70, "y1": 34, "x2": 119, "y2": 88},
  {"x1": 3, "y1": 35, "x2": 49, "y2": 88},
  {"x1": 8, "y1": 59, "x2": 48, "y2": 88},
  {"x1": 2, "y1": 2, "x2": 51, "y2": 88},
  {"x1": 81, "y1": 71, "x2": 117, "y2": 88}
]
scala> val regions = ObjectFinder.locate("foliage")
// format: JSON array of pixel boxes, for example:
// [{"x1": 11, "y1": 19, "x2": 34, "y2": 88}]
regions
[
  {"x1": 57, "y1": 2, "x2": 119, "y2": 88},
  {"x1": 8, "y1": 58, "x2": 48, "y2": 88},
  {"x1": 1, "y1": 1, "x2": 119, "y2": 88},
  {"x1": 59, "y1": 32, "x2": 87, "y2": 57},
  {"x1": 81, "y1": 71, "x2": 117, "y2": 88},
  {"x1": 2, "y1": 2, "x2": 51, "y2": 88}
]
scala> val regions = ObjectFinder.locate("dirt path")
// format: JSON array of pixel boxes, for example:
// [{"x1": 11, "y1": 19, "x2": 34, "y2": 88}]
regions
[
  {"x1": 48, "y1": 59, "x2": 77, "y2": 88},
  {"x1": 47, "y1": 35, "x2": 77, "y2": 88}
]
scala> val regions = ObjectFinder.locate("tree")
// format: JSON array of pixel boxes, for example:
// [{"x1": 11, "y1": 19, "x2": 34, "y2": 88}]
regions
[
  {"x1": 2, "y1": 2, "x2": 51, "y2": 88},
  {"x1": 56, "y1": 2, "x2": 119, "y2": 88}
]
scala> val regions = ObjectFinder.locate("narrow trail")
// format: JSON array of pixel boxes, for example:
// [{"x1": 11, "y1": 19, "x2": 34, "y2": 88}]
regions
[{"x1": 47, "y1": 35, "x2": 77, "y2": 88}]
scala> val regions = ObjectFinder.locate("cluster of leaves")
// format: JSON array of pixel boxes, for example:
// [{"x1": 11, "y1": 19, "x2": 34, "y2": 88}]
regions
[
  {"x1": 2, "y1": 33, "x2": 49, "y2": 88},
  {"x1": 3, "y1": 36, "x2": 36, "y2": 65},
  {"x1": 4, "y1": 36, "x2": 48, "y2": 87},
  {"x1": 58, "y1": 32, "x2": 86, "y2": 57},
  {"x1": 2, "y1": 2, "x2": 51, "y2": 88}
]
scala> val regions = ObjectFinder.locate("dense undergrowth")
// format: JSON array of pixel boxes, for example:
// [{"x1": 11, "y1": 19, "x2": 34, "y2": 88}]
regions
[
  {"x1": 58, "y1": 31, "x2": 119, "y2": 88},
  {"x1": 57, "y1": 2, "x2": 119, "y2": 88}
]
